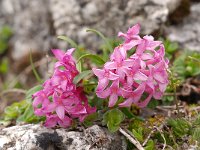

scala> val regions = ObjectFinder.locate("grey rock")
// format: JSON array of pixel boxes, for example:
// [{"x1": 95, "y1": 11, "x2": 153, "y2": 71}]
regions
[
  {"x1": 166, "y1": 3, "x2": 200, "y2": 52},
  {"x1": 0, "y1": 0, "x2": 181, "y2": 60},
  {"x1": 0, "y1": 124, "x2": 127, "y2": 150},
  {"x1": 0, "y1": 0, "x2": 55, "y2": 60},
  {"x1": 50, "y1": 0, "x2": 181, "y2": 50}
]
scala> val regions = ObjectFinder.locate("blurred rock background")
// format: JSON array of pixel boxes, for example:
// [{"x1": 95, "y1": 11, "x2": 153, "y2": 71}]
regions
[
  {"x1": 0, "y1": 0, "x2": 199, "y2": 90},
  {"x1": 1, "y1": 0, "x2": 198, "y2": 59}
]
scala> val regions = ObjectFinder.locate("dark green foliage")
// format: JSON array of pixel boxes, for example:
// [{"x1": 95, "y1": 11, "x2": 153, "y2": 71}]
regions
[
  {"x1": 172, "y1": 51, "x2": 200, "y2": 81},
  {"x1": 103, "y1": 108, "x2": 125, "y2": 132},
  {"x1": 77, "y1": 54, "x2": 105, "y2": 66},
  {"x1": 167, "y1": 118, "x2": 191, "y2": 138},
  {"x1": 163, "y1": 38, "x2": 178, "y2": 60},
  {"x1": 73, "y1": 70, "x2": 92, "y2": 84}
]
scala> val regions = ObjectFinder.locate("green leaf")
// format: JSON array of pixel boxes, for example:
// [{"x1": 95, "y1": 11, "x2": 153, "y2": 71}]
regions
[
  {"x1": 76, "y1": 60, "x2": 82, "y2": 72},
  {"x1": 144, "y1": 140, "x2": 155, "y2": 150},
  {"x1": 167, "y1": 118, "x2": 191, "y2": 138},
  {"x1": 86, "y1": 28, "x2": 113, "y2": 53},
  {"x1": 26, "y1": 85, "x2": 42, "y2": 103},
  {"x1": 147, "y1": 99, "x2": 159, "y2": 109},
  {"x1": 164, "y1": 39, "x2": 178, "y2": 54},
  {"x1": 57, "y1": 35, "x2": 78, "y2": 49},
  {"x1": 102, "y1": 110, "x2": 110, "y2": 125},
  {"x1": 192, "y1": 127, "x2": 200, "y2": 141},
  {"x1": 73, "y1": 70, "x2": 92, "y2": 84},
  {"x1": 30, "y1": 51, "x2": 42, "y2": 83},
  {"x1": 103, "y1": 108, "x2": 125, "y2": 132},
  {"x1": 16, "y1": 104, "x2": 43, "y2": 123},
  {"x1": 120, "y1": 107, "x2": 144, "y2": 121},
  {"x1": 107, "y1": 121, "x2": 119, "y2": 132},
  {"x1": 77, "y1": 53, "x2": 105, "y2": 66},
  {"x1": 4, "y1": 100, "x2": 28, "y2": 121},
  {"x1": 17, "y1": 104, "x2": 33, "y2": 122},
  {"x1": 193, "y1": 115, "x2": 200, "y2": 126},
  {"x1": 120, "y1": 107, "x2": 136, "y2": 119},
  {"x1": 132, "y1": 128, "x2": 143, "y2": 142},
  {"x1": 90, "y1": 95, "x2": 104, "y2": 110}
]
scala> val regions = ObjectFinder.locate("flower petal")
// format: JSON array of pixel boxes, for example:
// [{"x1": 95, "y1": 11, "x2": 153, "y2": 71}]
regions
[
  {"x1": 127, "y1": 23, "x2": 140, "y2": 35},
  {"x1": 108, "y1": 71, "x2": 119, "y2": 80},
  {"x1": 137, "y1": 94, "x2": 152, "y2": 108},
  {"x1": 104, "y1": 62, "x2": 117, "y2": 70},
  {"x1": 58, "y1": 116, "x2": 72, "y2": 128},
  {"x1": 56, "y1": 106, "x2": 65, "y2": 120},
  {"x1": 133, "y1": 71, "x2": 148, "y2": 81},
  {"x1": 96, "y1": 88, "x2": 110, "y2": 98},
  {"x1": 52, "y1": 49, "x2": 65, "y2": 61},
  {"x1": 44, "y1": 115, "x2": 58, "y2": 128},
  {"x1": 97, "y1": 77, "x2": 109, "y2": 90},
  {"x1": 123, "y1": 59, "x2": 134, "y2": 67},
  {"x1": 159, "y1": 83, "x2": 168, "y2": 92},
  {"x1": 153, "y1": 72, "x2": 166, "y2": 83},
  {"x1": 108, "y1": 93, "x2": 118, "y2": 107},
  {"x1": 66, "y1": 48, "x2": 75, "y2": 56},
  {"x1": 119, "y1": 97, "x2": 133, "y2": 107},
  {"x1": 92, "y1": 68, "x2": 105, "y2": 79},
  {"x1": 153, "y1": 91, "x2": 163, "y2": 99}
]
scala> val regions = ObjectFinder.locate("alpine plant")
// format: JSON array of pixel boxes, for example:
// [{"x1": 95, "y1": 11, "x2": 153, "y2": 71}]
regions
[
  {"x1": 32, "y1": 49, "x2": 96, "y2": 128},
  {"x1": 93, "y1": 24, "x2": 169, "y2": 108},
  {"x1": 32, "y1": 23, "x2": 169, "y2": 128}
]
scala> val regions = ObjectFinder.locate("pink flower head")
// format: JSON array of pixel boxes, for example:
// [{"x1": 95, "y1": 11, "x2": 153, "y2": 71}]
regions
[
  {"x1": 92, "y1": 68, "x2": 119, "y2": 91},
  {"x1": 32, "y1": 49, "x2": 96, "y2": 128},
  {"x1": 97, "y1": 80, "x2": 122, "y2": 107},
  {"x1": 118, "y1": 24, "x2": 142, "y2": 50},
  {"x1": 104, "y1": 46, "x2": 134, "y2": 80},
  {"x1": 93, "y1": 24, "x2": 169, "y2": 108}
]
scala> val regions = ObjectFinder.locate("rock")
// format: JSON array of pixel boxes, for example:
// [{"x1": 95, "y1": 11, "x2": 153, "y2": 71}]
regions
[
  {"x1": 0, "y1": 0, "x2": 182, "y2": 61},
  {"x1": 166, "y1": 2, "x2": 200, "y2": 52},
  {"x1": 0, "y1": 0, "x2": 55, "y2": 60},
  {"x1": 0, "y1": 124, "x2": 127, "y2": 150},
  {"x1": 50, "y1": 0, "x2": 181, "y2": 50}
]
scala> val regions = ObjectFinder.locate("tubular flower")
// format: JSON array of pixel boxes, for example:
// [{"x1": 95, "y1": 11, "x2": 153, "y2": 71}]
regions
[
  {"x1": 93, "y1": 24, "x2": 169, "y2": 108},
  {"x1": 32, "y1": 49, "x2": 96, "y2": 128}
]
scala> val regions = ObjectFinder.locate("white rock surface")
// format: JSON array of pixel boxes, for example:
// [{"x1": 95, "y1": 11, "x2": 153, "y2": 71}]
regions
[{"x1": 0, "y1": 124, "x2": 127, "y2": 150}]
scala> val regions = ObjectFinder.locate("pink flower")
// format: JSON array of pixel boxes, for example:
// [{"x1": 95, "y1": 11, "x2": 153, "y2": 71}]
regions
[
  {"x1": 32, "y1": 91, "x2": 51, "y2": 116},
  {"x1": 104, "y1": 46, "x2": 134, "y2": 80},
  {"x1": 97, "y1": 80, "x2": 122, "y2": 107},
  {"x1": 44, "y1": 114, "x2": 72, "y2": 128},
  {"x1": 93, "y1": 24, "x2": 169, "y2": 108},
  {"x1": 52, "y1": 48, "x2": 79, "y2": 77},
  {"x1": 119, "y1": 83, "x2": 146, "y2": 107},
  {"x1": 32, "y1": 49, "x2": 96, "y2": 128},
  {"x1": 92, "y1": 68, "x2": 119, "y2": 90},
  {"x1": 118, "y1": 24, "x2": 142, "y2": 50}
]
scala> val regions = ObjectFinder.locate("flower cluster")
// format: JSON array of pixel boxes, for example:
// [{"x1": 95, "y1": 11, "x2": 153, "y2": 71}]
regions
[
  {"x1": 32, "y1": 49, "x2": 96, "y2": 128},
  {"x1": 93, "y1": 24, "x2": 169, "y2": 108}
]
